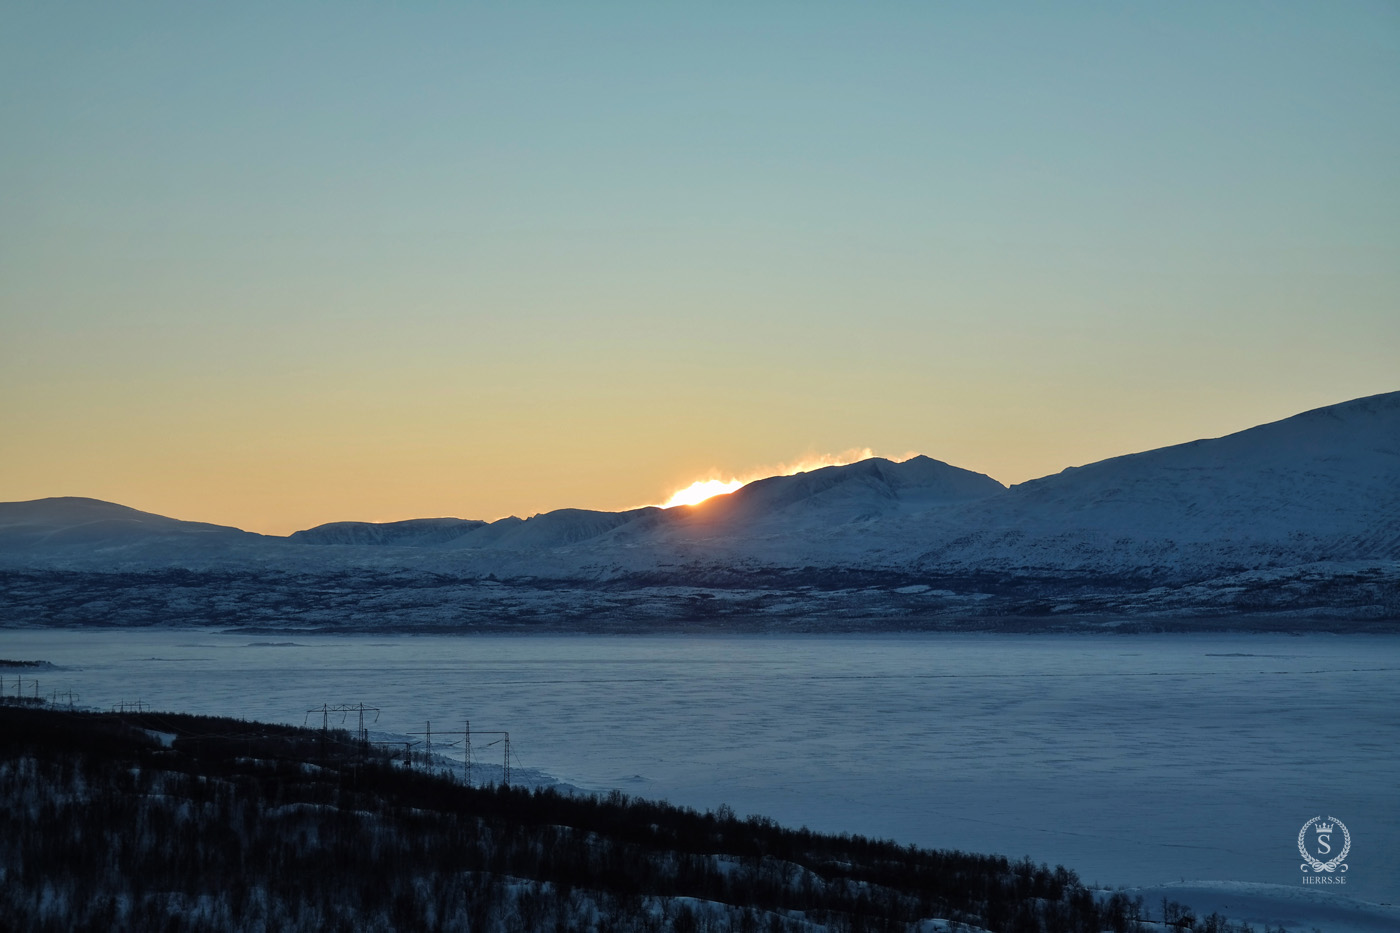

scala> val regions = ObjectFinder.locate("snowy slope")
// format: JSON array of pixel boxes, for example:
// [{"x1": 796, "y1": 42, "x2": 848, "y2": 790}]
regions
[
  {"x1": 0, "y1": 497, "x2": 261, "y2": 553},
  {"x1": 452, "y1": 507, "x2": 662, "y2": 550},
  {"x1": 896, "y1": 391, "x2": 1400, "y2": 575},
  {"x1": 603, "y1": 455, "x2": 1009, "y2": 569},
  {"x1": 1120, "y1": 882, "x2": 1400, "y2": 933},
  {"x1": 291, "y1": 517, "x2": 487, "y2": 546},
  {"x1": 666, "y1": 455, "x2": 1004, "y2": 529},
  {"x1": 612, "y1": 392, "x2": 1400, "y2": 577},
  {"x1": 279, "y1": 457, "x2": 998, "y2": 558},
  {"x1": 288, "y1": 509, "x2": 666, "y2": 551}
]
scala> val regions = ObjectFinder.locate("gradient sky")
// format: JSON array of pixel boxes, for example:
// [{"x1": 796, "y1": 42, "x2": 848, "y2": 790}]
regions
[{"x1": 3, "y1": 2, "x2": 1397, "y2": 535}]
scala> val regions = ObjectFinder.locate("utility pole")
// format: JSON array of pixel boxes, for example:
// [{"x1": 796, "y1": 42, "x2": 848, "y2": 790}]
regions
[
  {"x1": 409, "y1": 724, "x2": 511, "y2": 786},
  {"x1": 305, "y1": 703, "x2": 380, "y2": 762},
  {"x1": 305, "y1": 704, "x2": 331, "y2": 761}
]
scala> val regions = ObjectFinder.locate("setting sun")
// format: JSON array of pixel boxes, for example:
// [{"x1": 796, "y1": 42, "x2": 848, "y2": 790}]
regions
[
  {"x1": 662, "y1": 479, "x2": 747, "y2": 508},
  {"x1": 657, "y1": 448, "x2": 880, "y2": 509}
]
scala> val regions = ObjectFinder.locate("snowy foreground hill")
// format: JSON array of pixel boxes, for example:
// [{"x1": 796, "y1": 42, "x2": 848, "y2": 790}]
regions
[{"x1": 2, "y1": 392, "x2": 1398, "y2": 631}]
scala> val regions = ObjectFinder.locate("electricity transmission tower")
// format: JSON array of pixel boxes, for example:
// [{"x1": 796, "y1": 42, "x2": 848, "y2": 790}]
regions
[{"x1": 407, "y1": 722, "x2": 512, "y2": 786}]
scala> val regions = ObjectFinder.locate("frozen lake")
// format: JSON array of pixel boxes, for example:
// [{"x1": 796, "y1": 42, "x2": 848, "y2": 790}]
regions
[{"x1": 4, "y1": 630, "x2": 1397, "y2": 905}]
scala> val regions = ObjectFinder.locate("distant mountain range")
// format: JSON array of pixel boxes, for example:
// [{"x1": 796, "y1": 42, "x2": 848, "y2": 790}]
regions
[{"x1": 2, "y1": 392, "x2": 1397, "y2": 631}]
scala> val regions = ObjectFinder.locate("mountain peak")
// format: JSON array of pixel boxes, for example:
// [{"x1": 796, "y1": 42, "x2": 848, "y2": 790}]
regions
[
  {"x1": 667, "y1": 454, "x2": 1005, "y2": 530},
  {"x1": 0, "y1": 497, "x2": 254, "y2": 552}
]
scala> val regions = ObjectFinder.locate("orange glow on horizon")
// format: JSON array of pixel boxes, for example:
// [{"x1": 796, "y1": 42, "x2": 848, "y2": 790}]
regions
[
  {"x1": 662, "y1": 478, "x2": 747, "y2": 508},
  {"x1": 657, "y1": 448, "x2": 882, "y2": 509}
]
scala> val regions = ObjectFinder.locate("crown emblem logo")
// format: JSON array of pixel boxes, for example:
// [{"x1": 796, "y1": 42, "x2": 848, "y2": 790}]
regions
[{"x1": 1298, "y1": 816, "x2": 1350, "y2": 876}]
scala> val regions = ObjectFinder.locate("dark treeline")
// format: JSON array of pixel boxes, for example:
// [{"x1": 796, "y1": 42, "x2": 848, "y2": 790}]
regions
[{"x1": 1, "y1": 704, "x2": 1274, "y2": 933}]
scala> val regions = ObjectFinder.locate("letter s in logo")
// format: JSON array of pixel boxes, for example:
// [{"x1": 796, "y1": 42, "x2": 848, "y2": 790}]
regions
[{"x1": 1317, "y1": 834, "x2": 1332, "y2": 856}]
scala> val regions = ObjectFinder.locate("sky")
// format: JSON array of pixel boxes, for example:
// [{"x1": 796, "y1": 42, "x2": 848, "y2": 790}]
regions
[{"x1": 2, "y1": 2, "x2": 1397, "y2": 535}]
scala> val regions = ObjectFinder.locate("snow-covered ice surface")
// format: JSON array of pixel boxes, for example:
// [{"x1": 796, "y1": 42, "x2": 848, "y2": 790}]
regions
[
  {"x1": 1118, "y1": 883, "x2": 1400, "y2": 933},
  {"x1": 5, "y1": 631, "x2": 1397, "y2": 923}
]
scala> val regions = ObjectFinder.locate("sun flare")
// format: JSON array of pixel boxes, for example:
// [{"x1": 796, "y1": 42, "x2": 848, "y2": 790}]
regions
[
  {"x1": 662, "y1": 479, "x2": 747, "y2": 508},
  {"x1": 658, "y1": 448, "x2": 881, "y2": 509}
]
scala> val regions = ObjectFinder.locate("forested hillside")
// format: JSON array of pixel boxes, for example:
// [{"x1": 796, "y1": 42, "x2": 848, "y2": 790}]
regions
[{"x1": 1, "y1": 703, "x2": 1263, "y2": 932}]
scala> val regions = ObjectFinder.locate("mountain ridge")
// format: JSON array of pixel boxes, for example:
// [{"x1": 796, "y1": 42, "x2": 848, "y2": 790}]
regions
[
  {"x1": 2, "y1": 392, "x2": 1397, "y2": 629},
  {"x1": 4, "y1": 392, "x2": 1397, "y2": 572}
]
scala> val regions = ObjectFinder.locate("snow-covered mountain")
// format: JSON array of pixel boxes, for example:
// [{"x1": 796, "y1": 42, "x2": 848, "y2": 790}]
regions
[
  {"x1": 290, "y1": 517, "x2": 487, "y2": 547},
  {"x1": 904, "y1": 390, "x2": 1400, "y2": 574},
  {"x1": 764, "y1": 390, "x2": 1400, "y2": 578},
  {"x1": 0, "y1": 497, "x2": 261, "y2": 554},
  {"x1": 680, "y1": 455, "x2": 1004, "y2": 525},
  {"x1": 572, "y1": 392, "x2": 1398, "y2": 578},
  {"x1": 2, "y1": 392, "x2": 1396, "y2": 629},
  {"x1": 453, "y1": 507, "x2": 664, "y2": 550}
]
